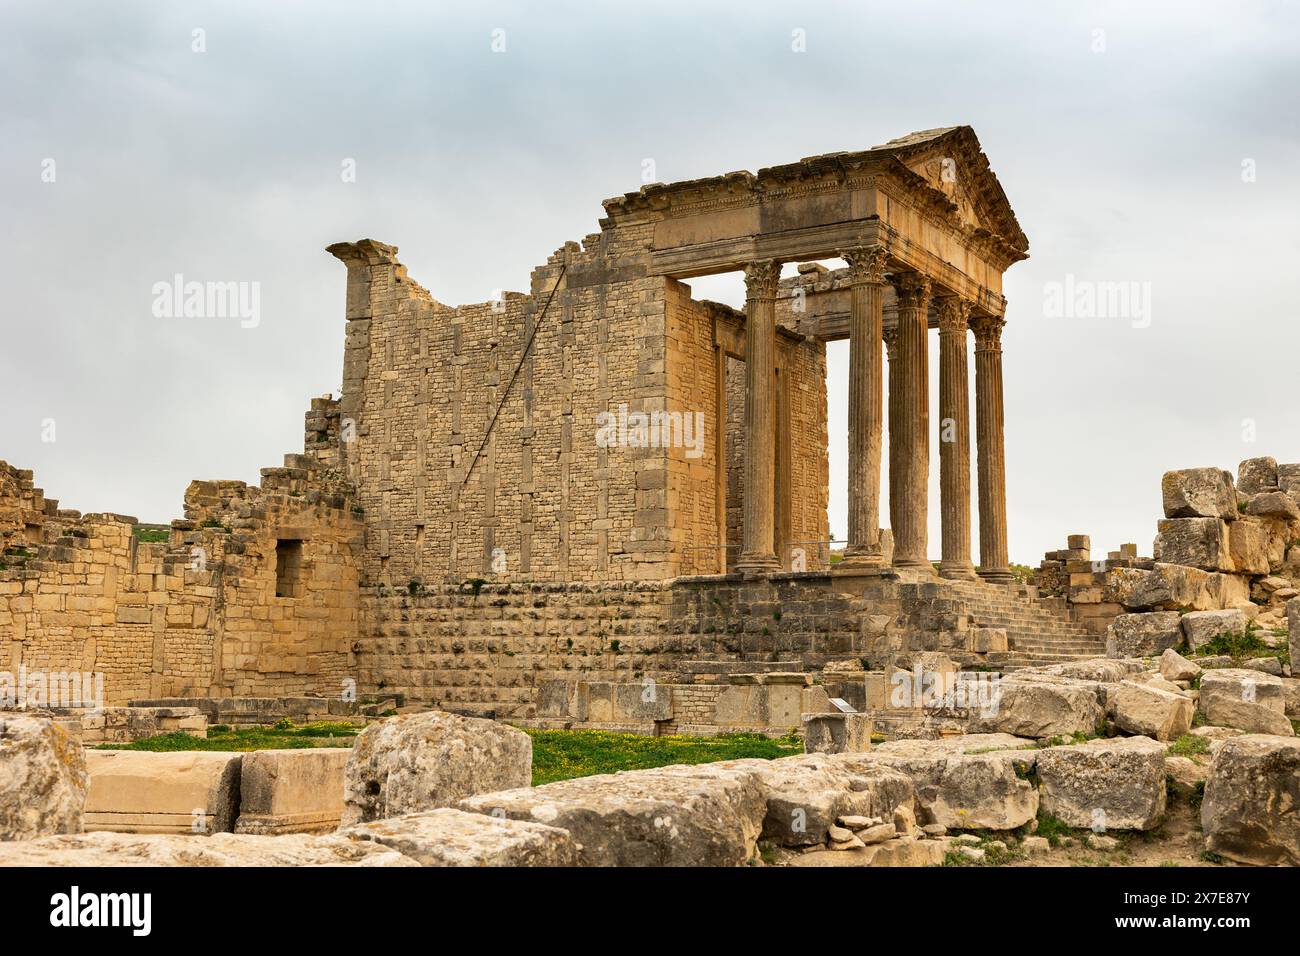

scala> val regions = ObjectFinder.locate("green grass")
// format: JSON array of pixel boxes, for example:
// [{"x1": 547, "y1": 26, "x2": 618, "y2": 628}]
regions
[
  {"x1": 97, "y1": 719, "x2": 360, "y2": 752},
  {"x1": 525, "y1": 729, "x2": 802, "y2": 785},
  {"x1": 1191, "y1": 628, "x2": 1286, "y2": 663},
  {"x1": 1168, "y1": 733, "x2": 1211, "y2": 757},
  {"x1": 132, "y1": 526, "x2": 170, "y2": 544},
  {"x1": 1034, "y1": 811, "x2": 1075, "y2": 847}
]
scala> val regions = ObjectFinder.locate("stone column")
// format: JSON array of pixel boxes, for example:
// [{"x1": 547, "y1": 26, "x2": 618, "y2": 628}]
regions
[
  {"x1": 888, "y1": 272, "x2": 932, "y2": 570},
  {"x1": 883, "y1": 324, "x2": 900, "y2": 560},
  {"x1": 839, "y1": 245, "x2": 888, "y2": 571},
  {"x1": 936, "y1": 296, "x2": 976, "y2": 579},
  {"x1": 973, "y1": 315, "x2": 1012, "y2": 583},
  {"x1": 736, "y1": 260, "x2": 783, "y2": 574}
]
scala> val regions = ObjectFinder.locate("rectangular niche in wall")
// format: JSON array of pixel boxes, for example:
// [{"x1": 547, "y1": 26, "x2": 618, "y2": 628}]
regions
[{"x1": 275, "y1": 539, "x2": 305, "y2": 598}]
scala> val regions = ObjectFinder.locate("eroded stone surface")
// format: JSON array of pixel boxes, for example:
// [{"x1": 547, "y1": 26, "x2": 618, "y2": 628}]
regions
[
  {"x1": 1202, "y1": 734, "x2": 1300, "y2": 866},
  {"x1": 458, "y1": 763, "x2": 766, "y2": 866},
  {"x1": 341, "y1": 808, "x2": 580, "y2": 866},
  {"x1": 341, "y1": 712, "x2": 532, "y2": 825},
  {"x1": 1036, "y1": 736, "x2": 1167, "y2": 831},
  {"x1": 0, "y1": 715, "x2": 87, "y2": 841}
]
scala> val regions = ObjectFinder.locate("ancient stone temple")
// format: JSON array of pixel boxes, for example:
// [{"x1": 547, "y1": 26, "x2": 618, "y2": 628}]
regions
[
  {"x1": 5, "y1": 127, "x2": 1113, "y2": 719},
  {"x1": 328, "y1": 126, "x2": 1025, "y2": 586}
]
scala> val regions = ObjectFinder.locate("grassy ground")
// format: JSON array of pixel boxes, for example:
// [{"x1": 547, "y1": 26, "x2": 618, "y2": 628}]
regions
[
  {"x1": 97, "y1": 720, "x2": 360, "y2": 752},
  {"x1": 100, "y1": 722, "x2": 804, "y2": 785},
  {"x1": 525, "y1": 729, "x2": 803, "y2": 785}
]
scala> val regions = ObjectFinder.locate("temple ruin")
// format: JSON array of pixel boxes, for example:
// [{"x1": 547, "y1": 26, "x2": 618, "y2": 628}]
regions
[{"x1": 0, "y1": 127, "x2": 1158, "y2": 719}]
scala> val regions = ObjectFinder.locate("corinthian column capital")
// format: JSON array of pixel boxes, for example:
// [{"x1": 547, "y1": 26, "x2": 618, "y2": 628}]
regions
[
  {"x1": 743, "y1": 260, "x2": 782, "y2": 301},
  {"x1": 971, "y1": 315, "x2": 1006, "y2": 351},
  {"x1": 936, "y1": 296, "x2": 972, "y2": 335},
  {"x1": 889, "y1": 271, "x2": 932, "y2": 308},
  {"x1": 840, "y1": 245, "x2": 889, "y2": 285}
]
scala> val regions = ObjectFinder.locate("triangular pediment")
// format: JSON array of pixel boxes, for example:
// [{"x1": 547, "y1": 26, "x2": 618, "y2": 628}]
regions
[{"x1": 869, "y1": 126, "x2": 1028, "y2": 256}]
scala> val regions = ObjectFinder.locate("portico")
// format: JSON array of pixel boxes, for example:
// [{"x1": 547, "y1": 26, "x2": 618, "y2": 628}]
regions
[{"x1": 602, "y1": 126, "x2": 1028, "y2": 582}]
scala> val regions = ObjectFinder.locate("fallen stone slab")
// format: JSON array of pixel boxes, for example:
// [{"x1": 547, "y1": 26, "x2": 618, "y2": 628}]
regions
[
  {"x1": 1238, "y1": 456, "x2": 1278, "y2": 495},
  {"x1": 967, "y1": 677, "x2": 1105, "y2": 739},
  {"x1": 1198, "y1": 669, "x2": 1293, "y2": 735},
  {"x1": 1036, "y1": 736, "x2": 1167, "y2": 831},
  {"x1": 459, "y1": 763, "x2": 767, "y2": 866},
  {"x1": 1023, "y1": 659, "x2": 1144, "y2": 683},
  {"x1": 1107, "y1": 612, "x2": 1183, "y2": 658},
  {"x1": 785, "y1": 836, "x2": 945, "y2": 867},
  {"x1": 884, "y1": 751, "x2": 1038, "y2": 832},
  {"x1": 341, "y1": 808, "x2": 579, "y2": 866},
  {"x1": 1202, "y1": 734, "x2": 1300, "y2": 866},
  {"x1": 713, "y1": 753, "x2": 913, "y2": 848},
  {"x1": 84, "y1": 750, "x2": 242, "y2": 835},
  {"x1": 0, "y1": 830, "x2": 416, "y2": 866},
  {"x1": 234, "y1": 748, "x2": 351, "y2": 835},
  {"x1": 1154, "y1": 518, "x2": 1233, "y2": 572},
  {"x1": 1283, "y1": 678, "x2": 1300, "y2": 718},
  {"x1": 1244, "y1": 491, "x2": 1300, "y2": 521},
  {"x1": 872, "y1": 733, "x2": 1037, "y2": 756},
  {"x1": 1110, "y1": 680, "x2": 1194, "y2": 742},
  {"x1": 1158, "y1": 648, "x2": 1202, "y2": 683},
  {"x1": 341, "y1": 711, "x2": 532, "y2": 825},
  {"x1": 1161, "y1": 468, "x2": 1237, "y2": 520},
  {"x1": 0, "y1": 715, "x2": 87, "y2": 841},
  {"x1": 803, "y1": 712, "x2": 872, "y2": 754},
  {"x1": 1181, "y1": 608, "x2": 1247, "y2": 652}
]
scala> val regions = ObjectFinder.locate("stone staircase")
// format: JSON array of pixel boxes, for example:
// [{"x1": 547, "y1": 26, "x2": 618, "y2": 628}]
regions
[{"x1": 929, "y1": 577, "x2": 1108, "y2": 669}]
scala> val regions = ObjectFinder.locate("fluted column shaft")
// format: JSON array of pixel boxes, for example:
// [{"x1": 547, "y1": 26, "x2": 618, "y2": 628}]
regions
[
  {"x1": 973, "y1": 315, "x2": 1012, "y2": 582},
  {"x1": 840, "y1": 246, "x2": 888, "y2": 570},
  {"x1": 888, "y1": 273, "x2": 932, "y2": 569},
  {"x1": 736, "y1": 260, "x2": 783, "y2": 573},
  {"x1": 937, "y1": 296, "x2": 976, "y2": 579}
]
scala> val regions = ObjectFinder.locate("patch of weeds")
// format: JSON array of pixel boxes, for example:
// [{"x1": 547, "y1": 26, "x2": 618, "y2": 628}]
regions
[
  {"x1": 609, "y1": 639, "x2": 621, "y2": 653},
  {"x1": 1034, "y1": 811, "x2": 1074, "y2": 847},
  {"x1": 132, "y1": 526, "x2": 170, "y2": 544},
  {"x1": 1200, "y1": 849, "x2": 1224, "y2": 865},
  {"x1": 1194, "y1": 628, "x2": 1282, "y2": 662},
  {"x1": 1168, "y1": 733, "x2": 1210, "y2": 757}
]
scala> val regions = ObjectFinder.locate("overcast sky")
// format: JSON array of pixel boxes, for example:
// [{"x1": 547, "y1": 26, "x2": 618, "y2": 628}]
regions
[{"x1": 2, "y1": 0, "x2": 1297, "y2": 565}]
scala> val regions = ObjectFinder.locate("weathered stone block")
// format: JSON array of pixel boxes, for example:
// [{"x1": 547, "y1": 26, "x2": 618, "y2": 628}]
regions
[
  {"x1": 1180, "y1": 608, "x2": 1246, "y2": 652},
  {"x1": 1244, "y1": 491, "x2": 1300, "y2": 521},
  {"x1": 84, "y1": 750, "x2": 242, "y2": 835},
  {"x1": 1106, "y1": 611, "x2": 1182, "y2": 657},
  {"x1": 1153, "y1": 518, "x2": 1232, "y2": 572},
  {"x1": 1110, "y1": 680, "x2": 1194, "y2": 741},
  {"x1": 1198, "y1": 669, "x2": 1294, "y2": 735},
  {"x1": 341, "y1": 712, "x2": 532, "y2": 825},
  {"x1": 234, "y1": 748, "x2": 350, "y2": 835},
  {"x1": 1036, "y1": 737, "x2": 1167, "y2": 831},
  {"x1": 721, "y1": 753, "x2": 913, "y2": 847},
  {"x1": 1237, "y1": 456, "x2": 1279, "y2": 495},
  {"x1": 1202, "y1": 734, "x2": 1300, "y2": 866},
  {"x1": 966, "y1": 627, "x2": 1008, "y2": 652},
  {"x1": 0, "y1": 715, "x2": 87, "y2": 841},
  {"x1": 341, "y1": 808, "x2": 580, "y2": 866},
  {"x1": 863, "y1": 746, "x2": 1039, "y2": 832},
  {"x1": 1228, "y1": 518, "x2": 1271, "y2": 575},
  {"x1": 803, "y1": 712, "x2": 872, "y2": 754},
  {"x1": 1158, "y1": 647, "x2": 1201, "y2": 682},
  {"x1": 459, "y1": 763, "x2": 767, "y2": 866},
  {"x1": 0, "y1": 830, "x2": 417, "y2": 866},
  {"x1": 967, "y1": 677, "x2": 1105, "y2": 739},
  {"x1": 1161, "y1": 468, "x2": 1236, "y2": 520}
]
